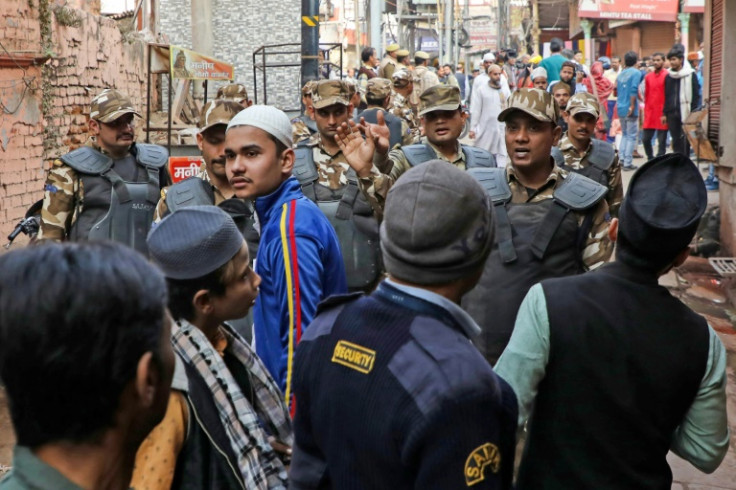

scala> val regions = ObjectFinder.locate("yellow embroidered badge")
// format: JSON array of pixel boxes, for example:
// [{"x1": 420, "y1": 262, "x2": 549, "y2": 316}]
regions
[
  {"x1": 464, "y1": 442, "x2": 501, "y2": 486},
  {"x1": 331, "y1": 340, "x2": 376, "y2": 374}
]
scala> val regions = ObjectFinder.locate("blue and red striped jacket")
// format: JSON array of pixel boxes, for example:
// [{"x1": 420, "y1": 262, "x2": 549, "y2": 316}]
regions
[{"x1": 253, "y1": 176, "x2": 347, "y2": 409}]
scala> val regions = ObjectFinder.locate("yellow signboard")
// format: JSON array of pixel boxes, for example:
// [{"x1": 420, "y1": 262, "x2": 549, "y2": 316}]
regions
[{"x1": 170, "y1": 45, "x2": 234, "y2": 81}]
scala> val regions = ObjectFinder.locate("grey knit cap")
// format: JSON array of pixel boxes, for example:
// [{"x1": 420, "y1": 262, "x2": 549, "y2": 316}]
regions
[
  {"x1": 227, "y1": 104, "x2": 293, "y2": 149},
  {"x1": 380, "y1": 160, "x2": 494, "y2": 285},
  {"x1": 147, "y1": 206, "x2": 244, "y2": 280}
]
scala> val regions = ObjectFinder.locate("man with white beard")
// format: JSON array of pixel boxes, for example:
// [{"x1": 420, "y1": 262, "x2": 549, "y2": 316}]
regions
[{"x1": 470, "y1": 64, "x2": 511, "y2": 167}]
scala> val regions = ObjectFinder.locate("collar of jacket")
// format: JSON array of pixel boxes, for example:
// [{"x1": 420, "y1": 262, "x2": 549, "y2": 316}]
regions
[{"x1": 254, "y1": 176, "x2": 303, "y2": 223}]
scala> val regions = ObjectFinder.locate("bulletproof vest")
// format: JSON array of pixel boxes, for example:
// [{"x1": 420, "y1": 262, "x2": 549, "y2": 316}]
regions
[
  {"x1": 462, "y1": 168, "x2": 607, "y2": 364},
  {"x1": 292, "y1": 145, "x2": 382, "y2": 291},
  {"x1": 298, "y1": 114, "x2": 318, "y2": 135},
  {"x1": 165, "y1": 177, "x2": 260, "y2": 259},
  {"x1": 63, "y1": 144, "x2": 167, "y2": 255},
  {"x1": 357, "y1": 108, "x2": 403, "y2": 149},
  {"x1": 552, "y1": 139, "x2": 616, "y2": 187},
  {"x1": 401, "y1": 143, "x2": 497, "y2": 169}
]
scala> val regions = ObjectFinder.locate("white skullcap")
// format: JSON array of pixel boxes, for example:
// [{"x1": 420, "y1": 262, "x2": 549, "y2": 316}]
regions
[
  {"x1": 483, "y1": 52, "x2": 496, "y2": 62},
  {"x1": 227, "y1": 104, "x2": 293, "y2": 148},
  {"x1": 531, "y1": 67, "x2": 548, "y2": 80}
]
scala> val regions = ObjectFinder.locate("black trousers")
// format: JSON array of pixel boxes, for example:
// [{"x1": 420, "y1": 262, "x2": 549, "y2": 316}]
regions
[
  {"x1": 642, "y1": 128, "x2": 667, "y2": 160},
  {"x1": 667, "y1": 115, "x2": 689, "y2": 156}
]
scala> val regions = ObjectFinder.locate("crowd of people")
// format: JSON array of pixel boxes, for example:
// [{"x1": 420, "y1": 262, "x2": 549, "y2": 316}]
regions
[{"x1": 0, "y1": 37, "x2": 729, "y2": 490}]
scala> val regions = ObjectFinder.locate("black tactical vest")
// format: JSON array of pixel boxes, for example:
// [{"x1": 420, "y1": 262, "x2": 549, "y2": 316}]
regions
[
  {"x1": 401, "y1": 143, "x2": 497, "y2": 169},
  {"x1": 357, "y1": 108, "x2": 404, "y2": 149},
  {"x1": 463, "y1": 168, "x2": 607, "y2": 364},
  {"x1": 64, "y1": 144, "x2": 167, "y2": 255},
  {"x1": 552, "y1": 138, "x2": 616, "y2": 187},
  {"x1": 292, "y1": 144, "x2": 382, "y2": 292},
  {"x1": 164, "y1": 177, "x2": 260, "y2": 260}
]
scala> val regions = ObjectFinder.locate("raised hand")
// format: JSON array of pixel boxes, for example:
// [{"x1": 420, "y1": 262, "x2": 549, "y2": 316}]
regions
[{"x1": 335, "y1": 121, "x2": 376, "y2": 178}]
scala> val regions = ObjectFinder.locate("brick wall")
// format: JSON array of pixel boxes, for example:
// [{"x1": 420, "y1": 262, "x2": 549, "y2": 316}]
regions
[
  {"x1": 0, "y1": 1, "x2": 149, "y2": 240},
  {"x1": 159, "y1": 0, "x2": 302, "y2": 112}
]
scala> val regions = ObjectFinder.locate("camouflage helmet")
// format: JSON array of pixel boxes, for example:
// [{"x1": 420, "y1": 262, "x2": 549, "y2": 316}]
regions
[
  {"x1": 498, "y1": 88, "x2": 560, "y2": 125},
  {"x1": 198, "y1": 99, "x2": 245, "y2": 131},
  {"x1": 566, "y1": 92, "x2": 600, "y2": 119},
  {"x1": 216, "y1": 83, "x2": 249, "y2": 103},
  {"x1": 366, "y1": 78, "x2": 392, "y2": 100},
  {"x1": 311, "y1": 80, "x2": 350, "y2": 109},
  {"x1": 90, "y1": 89, "x2": 141, "y2": 123},
  {"x1": 418, "y1": 85, "x2": 461, "y2": 116},
  {"x1": 392, "y1": 69, "x2": 412, "y2": 88}
]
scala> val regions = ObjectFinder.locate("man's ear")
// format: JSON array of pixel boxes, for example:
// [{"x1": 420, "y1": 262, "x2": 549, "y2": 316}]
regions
[
  {"x1": 192, "y1": 289, "x2": 213, "y2": 316},
  {"x1": 89, "y1": 119, "x2": 100, "y2": 136},
  {"x1": 196, "y1": 131, "x2": 204, "y2": 152},
  {"x1": 281, "y1": 148, "x2": 295, "y2": 176},
  {"x1": 135, "y1": 351, "x2": 159, "y2": 407},
  {"x1": 561, "y1": 111, "x2": 570, "y2": 123},
  {"x1": 552, "y1": 124, "x2": 563, "y2": 145},
  {"x1": 608, "y1": 217, "x2": 619, "y2": 243},
  {"x1": 308, "y1": 106, "x2": 316, "y2": 119}
]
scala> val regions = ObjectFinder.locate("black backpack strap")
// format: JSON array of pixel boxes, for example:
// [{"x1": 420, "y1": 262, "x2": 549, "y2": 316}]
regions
[
  {"x1": 292, "y1": 146, "x2": 319, "y2": 201},
  {"x1": 530, "y1": 172, "x2": 606, "y2": 260},
  {"x1": 335, "y1": 170, "x2": 360, "y2": 221},
  {"x1": 461, "y1": 145, "x2": 497, "y2": 168},
  {"x1": 401, "y1": 144, "x2": 436, "y2": 167},
  {"x1": 165, "y1": 177, "x2": 215, "y2": 213},
  {"x1": 60, "y1": 146, "x2": 113, "y2": 175},
  {"x1": 551, "y1": 146, "x2": 565, "y2": 167},
  {"x1": 467, "y1": 167, "x2": 517, "y2": 263}
]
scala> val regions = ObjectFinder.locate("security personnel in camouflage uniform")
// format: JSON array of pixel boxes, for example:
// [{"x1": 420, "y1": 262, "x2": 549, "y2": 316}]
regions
[
  {"x1": 215, "y1": 82, "x2": 252, "y2": 107},
  {"x1": 377, "y1": 43, "x2": 400, "y2": 79},
  {"x1": 295, "y1": 79, "x2": 383, "y2": 292},
  {"x1": 153, "y1": 99, "x2": 259, "y2": 253},
  {"x1": 461, "y1": 89, "x2": 613, "y2": 363},
  {"x1": 390, "y1": 69, "x2": 420, "y2": 141},
  {"x1": 337, "y1": 85, "x2": 496, "y2": 217},
  {"x1": 38, "y1": 89, "x2": 169, "y2": 255},
  {"x1": 553, "y1": 92, "x2": 622, "y2": 216},
  {"x1": 359, "y1": 78, "x2": 415, "y2": 148},
  {"x1": 291, "y1": 80, "x2": 318, "y2": 145}
]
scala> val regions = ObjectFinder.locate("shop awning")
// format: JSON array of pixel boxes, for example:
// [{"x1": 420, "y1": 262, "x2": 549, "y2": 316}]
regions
[{"x1": 578, "y1": 0, "x2": 680, "y2": 23}]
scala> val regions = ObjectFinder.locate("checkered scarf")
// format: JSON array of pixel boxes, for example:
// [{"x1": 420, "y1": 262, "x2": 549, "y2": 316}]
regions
[{"x1": 172, "y1": 320, "x2": 292, "y2": 489}]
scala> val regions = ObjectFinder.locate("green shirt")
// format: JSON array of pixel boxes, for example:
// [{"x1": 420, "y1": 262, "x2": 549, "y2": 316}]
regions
[{"x1": 0, "y1": 446, "x2": 83, "y2": 490}]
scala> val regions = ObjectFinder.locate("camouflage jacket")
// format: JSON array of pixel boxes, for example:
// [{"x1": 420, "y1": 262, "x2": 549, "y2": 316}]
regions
[
  {"x1": 153, "y1": 164, "x2": 232, "y2": 222},
  {"x1": 291, "y1": 116, "x2": 314, "y2": 146},
  {"x1": 389, "y1": 92, "x2": 421, "y2": 140},
  {"x1": 38, "y1": 140, "x2": 133, "y2": 241},
  {"x1": 357, "y1": 140, "x2": 467, "y2": 219},
  {"x1": 302, "y1": 133, "x2": 353, "y2": 190},
  {"x1": 558, "y1": 134, "x2": 623, "y2": 217}
]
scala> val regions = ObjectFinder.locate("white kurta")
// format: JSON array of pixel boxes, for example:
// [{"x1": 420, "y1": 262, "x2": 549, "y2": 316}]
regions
[{"x1": 470, "y1": 80, "x2": 511, "y2": 164}]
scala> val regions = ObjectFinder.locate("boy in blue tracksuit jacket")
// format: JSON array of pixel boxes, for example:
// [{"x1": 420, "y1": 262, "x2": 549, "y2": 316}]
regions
[{"x1": 224, "y1": 105, "x2": 347, "y2": 408}]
